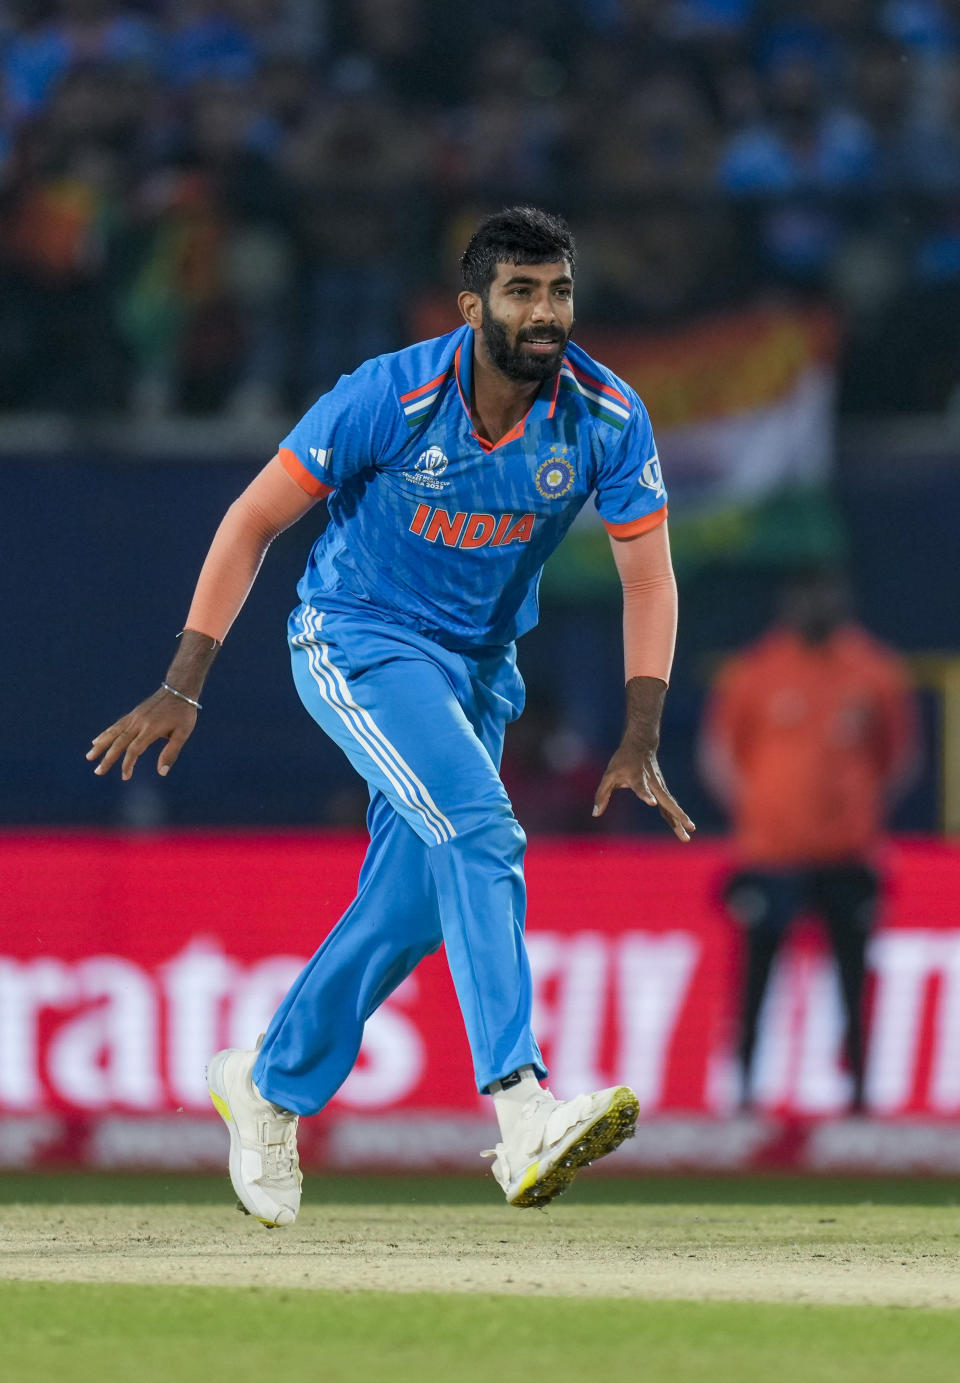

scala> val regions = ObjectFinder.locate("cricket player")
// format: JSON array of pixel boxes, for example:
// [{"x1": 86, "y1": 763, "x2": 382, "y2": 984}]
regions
[{"x1": 88, "y1": 207, "x2": 695, "y2": 1226}]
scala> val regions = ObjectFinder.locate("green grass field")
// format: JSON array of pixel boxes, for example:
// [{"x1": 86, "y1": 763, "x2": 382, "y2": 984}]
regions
[
  {"x1": 5, "y1": 1282, "x2": 960, "y2": 1383},
  {"x1": 3, "y1": 1174, "x2": 958, "y2": 1383},
  {"x1": 3, "y1": 1169, "x2": 959, "y2": 1205}
]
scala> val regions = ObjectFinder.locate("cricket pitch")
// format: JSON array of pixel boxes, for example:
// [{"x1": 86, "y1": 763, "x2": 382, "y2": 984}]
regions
[{"x1": 3, "y1": 1198, "x2": 959, "y2": 1308}]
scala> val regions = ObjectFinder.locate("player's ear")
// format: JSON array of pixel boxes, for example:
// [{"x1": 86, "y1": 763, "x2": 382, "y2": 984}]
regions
[{"x1": 458, "y1": 290, "x2": 482, "y2": 329}]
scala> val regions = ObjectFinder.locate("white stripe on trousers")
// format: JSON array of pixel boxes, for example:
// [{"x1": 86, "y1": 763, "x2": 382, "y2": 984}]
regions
[{"x1": 293, "y1": 605, "x2": 456, "y2": 844}]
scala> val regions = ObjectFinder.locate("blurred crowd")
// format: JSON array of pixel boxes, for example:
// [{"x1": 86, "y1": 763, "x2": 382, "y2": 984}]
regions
[{"x1": 3, "y1": 0, "x2": 960, "y2": 418}]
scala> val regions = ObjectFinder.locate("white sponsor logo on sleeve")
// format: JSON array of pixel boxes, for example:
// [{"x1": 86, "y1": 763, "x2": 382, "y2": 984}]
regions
[{"x1": 639, "y1": 454, "x2": 665, "y2": 500}]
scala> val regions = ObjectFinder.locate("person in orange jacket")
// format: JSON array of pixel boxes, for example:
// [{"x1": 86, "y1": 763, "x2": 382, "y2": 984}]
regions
[{"x1": 699, "y1": 566, "x2": 920, "y2": 1113}]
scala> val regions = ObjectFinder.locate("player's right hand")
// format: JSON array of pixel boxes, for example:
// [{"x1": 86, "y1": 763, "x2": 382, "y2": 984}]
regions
[
  {"x1": 593, "y1": 742, "x2": 696, "y2": 843},
  {"x1": 86, "y1": 687, "x2": 198, "y2": 781}
]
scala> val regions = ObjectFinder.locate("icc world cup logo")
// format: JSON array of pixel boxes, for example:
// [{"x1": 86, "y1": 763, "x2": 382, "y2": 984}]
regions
[{"x1": 416, "y1": 446, "x2": 449, "y2": 477}]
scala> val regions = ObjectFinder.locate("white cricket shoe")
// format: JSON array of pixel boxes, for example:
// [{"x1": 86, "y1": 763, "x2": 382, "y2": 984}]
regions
[
  {"x1": 484, "y1": 1085, "x2": 640, "y2": 1208},
  {"x1": 207, "y1": 1046, "x2": 302, "y2": 1227}
]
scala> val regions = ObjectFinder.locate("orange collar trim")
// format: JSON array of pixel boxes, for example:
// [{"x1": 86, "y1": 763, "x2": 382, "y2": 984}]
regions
[{"x1": 454, "y1": 345, "x2": 562, "y2": 453}]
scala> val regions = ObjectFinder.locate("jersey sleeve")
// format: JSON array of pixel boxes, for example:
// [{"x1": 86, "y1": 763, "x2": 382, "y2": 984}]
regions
[
  {"x1": 277, "y1": 358, "x2": 400, "y2": 498},
  {"x1": 593, "y1": 392, "x2": 668, "y2": 537}
]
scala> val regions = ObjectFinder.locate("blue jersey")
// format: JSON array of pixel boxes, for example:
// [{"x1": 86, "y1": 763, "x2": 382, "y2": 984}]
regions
[{"x1": 279, "y1": 324, "x2": 667, "y2": 649}]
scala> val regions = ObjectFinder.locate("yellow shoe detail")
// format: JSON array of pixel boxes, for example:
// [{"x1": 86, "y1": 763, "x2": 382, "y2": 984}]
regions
[
  {"x1": 209, "y1": 1090, "x2": 232, "y2": 1123},
  {"x1": 517, "y1": 1160, "x2": 540, "y2": 1196},
  {"x1": 509, "y1": 1086, "x2": 640, "y2": 1209}
]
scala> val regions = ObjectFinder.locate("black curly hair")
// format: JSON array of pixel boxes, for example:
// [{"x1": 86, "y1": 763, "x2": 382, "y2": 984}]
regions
[{"x1": 459, "y1": 206, "x2": 577, "y2": 296}]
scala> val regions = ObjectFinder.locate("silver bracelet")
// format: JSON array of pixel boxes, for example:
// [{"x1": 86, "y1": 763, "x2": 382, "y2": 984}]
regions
[
  {"x1": 176, "y1": 629, "x2": 221, "y2": 650},
  {"x1": 161, "y1": 682, "x2": 202, "y2": 711}
]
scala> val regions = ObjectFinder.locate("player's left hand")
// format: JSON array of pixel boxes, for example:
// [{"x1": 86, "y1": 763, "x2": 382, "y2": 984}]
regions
[{"x1": 593, "y1": 744, "x2": 695, "y2": 842}]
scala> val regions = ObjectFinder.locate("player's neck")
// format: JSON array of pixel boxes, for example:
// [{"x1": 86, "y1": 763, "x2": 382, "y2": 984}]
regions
[{"x1": 470, "y1": 343, "x2": 543, "y2": 445}]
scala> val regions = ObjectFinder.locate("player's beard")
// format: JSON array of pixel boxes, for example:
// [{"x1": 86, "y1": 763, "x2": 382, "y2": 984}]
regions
[{"x1": 482, "y1": 307, "x2": 572, "y2": 383}]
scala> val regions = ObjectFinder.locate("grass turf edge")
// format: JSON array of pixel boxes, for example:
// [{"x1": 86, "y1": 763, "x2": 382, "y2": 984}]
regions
[{"x1": 2, "y1": 1282, "x2": 958, "y2": 1383}]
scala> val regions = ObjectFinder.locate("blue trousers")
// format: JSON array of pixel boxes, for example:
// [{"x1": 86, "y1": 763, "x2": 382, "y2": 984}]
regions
[{"x1": 252, "y1": 599, "x2": 547, "y2": 1114}]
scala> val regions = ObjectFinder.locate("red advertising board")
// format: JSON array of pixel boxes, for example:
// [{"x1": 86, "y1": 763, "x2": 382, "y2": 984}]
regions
[{"x1": 3, "y1": 833, "x2": 960, "y2": 1174}]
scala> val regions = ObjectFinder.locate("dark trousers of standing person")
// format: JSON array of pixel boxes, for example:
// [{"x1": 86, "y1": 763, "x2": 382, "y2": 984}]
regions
[{"x1": 723, "y1": 863, "x2": 880, "y2": 1112}]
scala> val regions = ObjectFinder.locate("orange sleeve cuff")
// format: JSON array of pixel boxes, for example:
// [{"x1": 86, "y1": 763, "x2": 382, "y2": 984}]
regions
[
  {"x1": 278, "y1": 446, "x2": 334, "y2": 499},
  {"x1": 602, "y1": 504, "x2": 668, "y2": 539}
]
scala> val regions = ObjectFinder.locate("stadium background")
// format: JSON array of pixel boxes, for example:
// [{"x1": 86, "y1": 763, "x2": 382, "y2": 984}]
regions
[{"x1": 2, "y1": 0, "x2": 960, "y2": 1179}]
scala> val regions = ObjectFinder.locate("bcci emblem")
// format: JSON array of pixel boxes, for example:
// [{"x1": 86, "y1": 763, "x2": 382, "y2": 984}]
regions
[
  {"x1": 416, "y1": 445, "x2": 449, "y2": 478},
  {"x1": 535, "y1": 449, "x2": 575, "y2": 500}
]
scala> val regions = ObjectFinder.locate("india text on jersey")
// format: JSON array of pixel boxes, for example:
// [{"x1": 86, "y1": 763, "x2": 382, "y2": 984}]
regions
[{"x1": 409, "y1": 505, "x2": 536, "y2": 549}]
